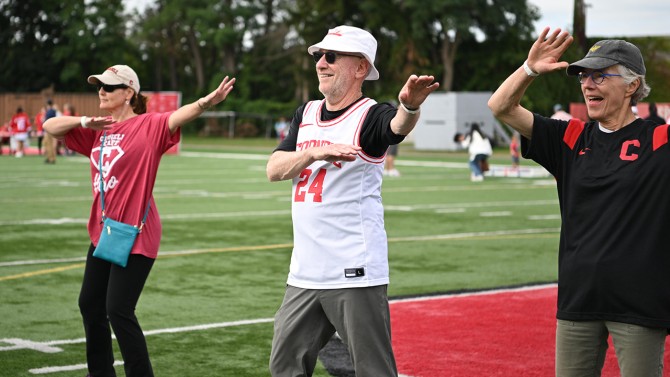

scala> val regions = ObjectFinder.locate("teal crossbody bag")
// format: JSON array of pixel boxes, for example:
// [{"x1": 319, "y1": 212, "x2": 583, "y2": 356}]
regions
[{"x1": 92, "y1": 132, "x2": 150, "y2": 267}]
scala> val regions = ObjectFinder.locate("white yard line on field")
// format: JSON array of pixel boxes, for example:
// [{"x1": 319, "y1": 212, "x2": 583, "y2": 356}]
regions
[
  {"x1": 1, "y1": 318, "x2": 275, "y2": 354},
  {"x1": 30, "y1": 361, "x2": 124, "y2": 374},
  {"x1": 0, "y1": 209, "x2": 292, "y2": 226},
  {"x1": 480, "y1": 211, "x2": 513, "y2": 217},
  {"x1": 179, "y1": 151, "x2": 269, "y2": 160},
  {"x1": 0, "y1": 228, "x2": 560, "y2": 268},
  {"x1": 0, "y1": 198, "x2": 558, "y2": 226}
]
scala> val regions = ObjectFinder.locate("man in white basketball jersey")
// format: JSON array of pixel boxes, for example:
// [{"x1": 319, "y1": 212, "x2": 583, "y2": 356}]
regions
[{"x1": 266, "y1": 25, "x2": 439, "y2": 377}]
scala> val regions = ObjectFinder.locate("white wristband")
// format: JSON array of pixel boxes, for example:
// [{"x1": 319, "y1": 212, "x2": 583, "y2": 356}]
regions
[
  {"x1": 80, "y1": 116, "x2": 88, "y2": 128},
  {"x1": 523, "y1": 60, "x2": 539, "y2": 77},
  {"x1": 399, "y1": 102, "x2": 420, "y2": 115}
]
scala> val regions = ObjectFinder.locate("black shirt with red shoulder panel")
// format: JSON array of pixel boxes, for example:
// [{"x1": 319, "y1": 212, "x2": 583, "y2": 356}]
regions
[{"x1": 523, "y1": 113, "x2": 670, "y2": 329}]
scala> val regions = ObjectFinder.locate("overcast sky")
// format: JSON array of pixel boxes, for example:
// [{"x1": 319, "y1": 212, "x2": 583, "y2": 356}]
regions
[
  {"x1": 124, "y1": 0, "x2": 670, "y2": 38},
  {"x1": 529, "y1": 0, "x2": 670, "y2": 37}
]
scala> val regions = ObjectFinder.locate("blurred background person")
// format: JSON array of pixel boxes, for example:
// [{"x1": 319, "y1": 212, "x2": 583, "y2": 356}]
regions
[
  {"x1": 0, "y1": 122, "x2": 12, "y2": 155},
  {"x1": 509, "y1": 132, "x2": 520, "y2": 169},
  {"x1": 43, "y1": 100, "x2": 58, "y2": 164},
  {"x1": 9, "y1": 106, "x2": 31, "y2": 158},
  {"x1": 454, "y1": 122, "x2": 492, "y2": 182},
  {"x1": 645, "y1": 102, "x2": 665, "y2": 125},
  {"x1": 274, "y1": 116, "x2": 288, "y2": 142},
  {"x1": 550, "y1": 103, "x2": 572, "y2": 121},
  {"x1": 383, "y1": 143, "x2": 401, "y2": 177},
  {"x1": 33, "y1": 107, "x2": 46, "y2": 155}
]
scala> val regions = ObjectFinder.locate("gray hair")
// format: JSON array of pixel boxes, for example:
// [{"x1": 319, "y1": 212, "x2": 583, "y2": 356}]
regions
[{"x1": 616, "y1": 64, "x2": 650, "y2": 103}]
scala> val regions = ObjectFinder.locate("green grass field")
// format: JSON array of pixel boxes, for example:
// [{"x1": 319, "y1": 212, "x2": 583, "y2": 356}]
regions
[{"x1": 0, "y1": 137, "x2": 561, "y2": 376}]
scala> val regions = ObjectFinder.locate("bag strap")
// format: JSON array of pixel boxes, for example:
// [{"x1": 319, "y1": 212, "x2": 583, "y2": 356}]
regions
[{"x1": 98, "y1": 132, "x2": 151, "y2": 231}]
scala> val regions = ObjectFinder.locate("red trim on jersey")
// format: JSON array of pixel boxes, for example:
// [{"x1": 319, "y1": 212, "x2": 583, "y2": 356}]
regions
[
  {"x1": 358, "y1": 153, "x2": 385, "y2": 164},
  {"x1": 316, "y1": 98, "x2": 373, "y2": 128},
  {"x1": 563, "y1": 119, "x2": 585, "y2": 150},
  {"x1": 299, "y1": 102, "x2": 318, "y2": 128},
  {"x1": 354, "y1": 107, "x2": 385, "y2": 164},
  {"x1": 652, "y1": 124, "x2": 669, "y2": 151}
]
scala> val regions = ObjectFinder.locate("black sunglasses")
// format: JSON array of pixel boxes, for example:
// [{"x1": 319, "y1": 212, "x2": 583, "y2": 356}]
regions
[
  {"x1": 312, "y1": 51, "x2": 361, "y2": 64},
  {"x1": 97, "y1": 83, "x2": 128, "y2": 92}
]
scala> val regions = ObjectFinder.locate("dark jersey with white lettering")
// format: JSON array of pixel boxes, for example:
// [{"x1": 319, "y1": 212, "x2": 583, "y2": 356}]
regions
[{"x1": 523, "y1": 114, "x2": 670, "y2": 328}]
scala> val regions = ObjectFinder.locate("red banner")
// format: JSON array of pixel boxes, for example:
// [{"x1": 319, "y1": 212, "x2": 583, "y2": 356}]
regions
[{"x1": 145, "y1": 91, "x2": 182, "y2": 154}]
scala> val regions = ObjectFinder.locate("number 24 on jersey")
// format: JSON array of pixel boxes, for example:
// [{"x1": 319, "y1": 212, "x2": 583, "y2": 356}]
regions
[{"x1": 294, "y1": 168, "x2": 326, "y2": 202}]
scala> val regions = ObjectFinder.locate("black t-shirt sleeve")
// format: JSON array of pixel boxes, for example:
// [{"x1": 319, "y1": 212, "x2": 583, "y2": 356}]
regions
[
  {"x1": 359, "y1": 102, "x2": 405, "y2": 157},
  {"x1": 522, "y1": 113, "x2": 570, "y2": 176}
]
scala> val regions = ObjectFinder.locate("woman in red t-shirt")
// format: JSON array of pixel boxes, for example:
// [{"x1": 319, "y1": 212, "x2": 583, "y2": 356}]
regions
[{"x1": 44, "y1": 65, "x2": 235, "y2": 377}]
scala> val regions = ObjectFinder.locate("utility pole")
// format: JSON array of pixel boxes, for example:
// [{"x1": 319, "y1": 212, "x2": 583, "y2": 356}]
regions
[{"x1": 573, "y1": 0, "x2": 589, "y2": 54}]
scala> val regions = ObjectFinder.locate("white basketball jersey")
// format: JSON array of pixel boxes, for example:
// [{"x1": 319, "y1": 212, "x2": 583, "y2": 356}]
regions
[{"x1": 288, "y1": 98, "x2": 389, "y2": 289}]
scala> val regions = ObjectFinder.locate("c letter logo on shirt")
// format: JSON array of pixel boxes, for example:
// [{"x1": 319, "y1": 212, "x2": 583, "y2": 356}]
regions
[{"x1": 619, "y1": 140, "x2": 640, "y2": 161}]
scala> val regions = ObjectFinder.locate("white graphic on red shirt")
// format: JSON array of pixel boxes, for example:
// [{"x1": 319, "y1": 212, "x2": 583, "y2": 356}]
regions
[{"x1": 91, "y1": 141, "x2": 125, "y2": 193}]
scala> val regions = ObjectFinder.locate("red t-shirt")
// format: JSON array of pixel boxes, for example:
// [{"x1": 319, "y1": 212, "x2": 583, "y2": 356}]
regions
[
  {"x1": 34, "y1": 112, "x2": 45, "y2": 133},
  {"x1": 10, "y1": 112, "x2": 31, "y2": 133},
  {"x1": 65, "y1": 112, "x2": 180, "y2": 259}
]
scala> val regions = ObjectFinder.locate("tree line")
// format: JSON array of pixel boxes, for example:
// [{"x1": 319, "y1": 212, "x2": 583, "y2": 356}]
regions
[{"x1": 2, "y1": 0, "x2": 668, "y2": 126}]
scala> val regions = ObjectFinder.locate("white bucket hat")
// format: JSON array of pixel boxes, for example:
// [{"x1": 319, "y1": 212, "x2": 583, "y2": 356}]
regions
[
  {"x1": 87, "y1": 65, "x2": 140, "y2": 93},
  {"x1": 307, "y1": 25, "x2": 380, "y2": 81}
]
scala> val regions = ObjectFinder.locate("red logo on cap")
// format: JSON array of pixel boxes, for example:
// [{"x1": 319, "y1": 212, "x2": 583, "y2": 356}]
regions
[{"x1": 107, "y1": 67, "x2": 118, "y2": 74}]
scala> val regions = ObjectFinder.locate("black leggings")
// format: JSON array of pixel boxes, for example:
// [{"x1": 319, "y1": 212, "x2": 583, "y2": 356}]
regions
[{"x1": 79, "y1": 243, "x2": 155, "y2": 377}]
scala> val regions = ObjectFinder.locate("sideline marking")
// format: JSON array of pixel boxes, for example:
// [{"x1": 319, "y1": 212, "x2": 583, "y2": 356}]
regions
[
  {"x1": 389, "y1": 283, "x2": 557, "y2": 304},
  {"x1": 30, "y1": 361, "x2": 124, "y2": 375},
  {"x1": 1, "y1": 318, "x2": 275, "y2": 354}
]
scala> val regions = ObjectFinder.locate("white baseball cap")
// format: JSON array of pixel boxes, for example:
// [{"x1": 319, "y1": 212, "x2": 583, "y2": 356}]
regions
[
  {"x1": 308, "y1": 25, "x2": 380, "y2": 81},
  {"x1": 87, "y1": 65, "x2": 140, "y2": 93}
]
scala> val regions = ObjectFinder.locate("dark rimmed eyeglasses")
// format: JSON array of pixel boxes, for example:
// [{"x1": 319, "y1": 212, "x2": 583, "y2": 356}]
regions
[
  {"x1": 313, "y1": 51, "x2": 362, "y2": 64},
  {"x1": 577, "y1": 71, "x2": 622, "y2": 85},
  {"x1": 97, "y1": 83, "x2": 128, "y2": 92}
]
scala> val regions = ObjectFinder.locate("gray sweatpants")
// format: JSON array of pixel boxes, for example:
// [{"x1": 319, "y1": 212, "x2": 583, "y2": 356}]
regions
[
  {"x1": 269, "y1": 284, "x2": 397, "y2": 377},
  {"x1": 556, "y1": 319, "x2": 666, "y2": 377}
]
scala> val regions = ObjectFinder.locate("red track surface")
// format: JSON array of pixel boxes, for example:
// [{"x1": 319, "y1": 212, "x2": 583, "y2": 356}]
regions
[
  {"x1": 391, "y1": 285, "x2": 670, "y2": 377},
  {"x1": 0, "y1": 146, "x2": 42, "y2": 155}
]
